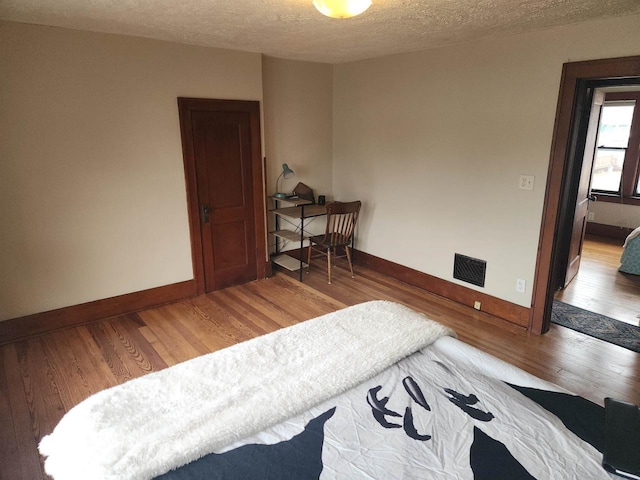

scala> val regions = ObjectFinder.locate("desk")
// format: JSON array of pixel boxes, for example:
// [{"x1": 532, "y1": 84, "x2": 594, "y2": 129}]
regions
[
  {"x1": 272, "y1": 204, "x2": 327, "y2": 219},
  {"x1": 269, "y1": 198, "x2": 327, "y2": 281}
]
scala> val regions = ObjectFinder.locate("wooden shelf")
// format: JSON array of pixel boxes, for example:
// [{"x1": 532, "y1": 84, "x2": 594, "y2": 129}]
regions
[
  {"x1": 272, "y1": 254, "x2": 308, "y2": 272},
  {"x1": 269, "y1": 196, "x2": 324, "y2": 281},
  {"x1": 268, "y1": 195, "x2": 313, "y2": 206},
  {"x1": 271, "y1": 204, "x2": 327, "y2": 219},
  {"x1": 270, "y1": 229, "x2": 305, "y2": 243}
]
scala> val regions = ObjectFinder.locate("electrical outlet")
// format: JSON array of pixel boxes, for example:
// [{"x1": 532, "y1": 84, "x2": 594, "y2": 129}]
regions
[
  {"x1": 474, "y1": 301, "x2": 481, "y2": 310},
  {"x1": 516, "y1": 278, "x2": 526, "y2": 293},
  {"x1": 588, "y1": 212, "x2": 595, "y2": 221},
  {"x1": 519, "y1": 175, "x2": 534, "y2": 191}
]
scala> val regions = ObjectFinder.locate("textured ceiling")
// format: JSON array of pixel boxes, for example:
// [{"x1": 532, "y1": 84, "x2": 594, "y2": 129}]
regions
[{"x1": 1, "y1": 0, "x2": 640, "y2": 63}]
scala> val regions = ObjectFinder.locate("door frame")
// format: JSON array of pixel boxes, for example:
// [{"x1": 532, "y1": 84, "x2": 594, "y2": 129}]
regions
[
  {"x1": 531, "y1": 55, "x2": 640, "y2": 334},
  {"x1": 178, "y1": 98, "x2": 267, "y2": 295}
]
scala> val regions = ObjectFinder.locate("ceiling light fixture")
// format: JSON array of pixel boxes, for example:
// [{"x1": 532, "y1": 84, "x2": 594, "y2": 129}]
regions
[{"x1": 313, "y1": 0, "x2": 372, "y2": 19}]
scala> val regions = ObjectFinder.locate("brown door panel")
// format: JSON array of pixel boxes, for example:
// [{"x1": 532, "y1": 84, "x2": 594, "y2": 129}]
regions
[
  {"x1": 179, "y1": 98, "x2": 264, "y2": 293},
  {"x1": 212, "y1": 221, "x2": 249, "y2": 267},
  {"x1": 563, "y1": 90, "x2": 603, "y2": 288}
]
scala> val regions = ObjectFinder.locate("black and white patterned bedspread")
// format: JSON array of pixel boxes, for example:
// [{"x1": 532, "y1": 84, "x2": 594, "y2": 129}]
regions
[{"x1": 156, "y1": 342, "x2": 609, "y2": 479}]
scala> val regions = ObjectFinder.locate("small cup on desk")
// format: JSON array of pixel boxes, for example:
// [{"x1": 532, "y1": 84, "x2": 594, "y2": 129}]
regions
[{"x1": 318, "y1": 195, "x2": 326, "y2": 205}]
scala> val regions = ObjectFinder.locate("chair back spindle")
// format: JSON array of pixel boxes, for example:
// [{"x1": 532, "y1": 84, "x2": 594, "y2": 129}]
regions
[
  {"x1": 323, "y1": 201, "x2": 360, "y2": 246},
  {"x1": 307, "y1": 201, "x2": 361, "y2": 284}
]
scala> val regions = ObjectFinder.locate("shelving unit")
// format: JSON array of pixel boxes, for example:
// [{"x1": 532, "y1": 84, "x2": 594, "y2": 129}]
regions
[{"x1": 269, "y1": 196, "x2": 313, "y2": 280}]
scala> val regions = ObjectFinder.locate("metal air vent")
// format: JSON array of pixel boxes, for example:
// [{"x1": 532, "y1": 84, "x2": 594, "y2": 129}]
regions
[{"x1": 453, "y1": 254, "x2": 486, "y2": 288}]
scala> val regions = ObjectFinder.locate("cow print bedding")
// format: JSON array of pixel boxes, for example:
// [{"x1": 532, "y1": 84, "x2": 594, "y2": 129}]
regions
[{"x1": 157, "y1": 340, "x2": 610, "y2": 479}]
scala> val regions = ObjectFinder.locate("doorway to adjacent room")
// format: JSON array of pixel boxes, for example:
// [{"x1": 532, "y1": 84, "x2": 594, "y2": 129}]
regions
[{"x1": 532, "y1": 55, "x2": 640, "y2": 334}]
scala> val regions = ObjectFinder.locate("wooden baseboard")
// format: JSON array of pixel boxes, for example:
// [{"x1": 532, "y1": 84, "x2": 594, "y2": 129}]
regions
[
  {"x1": 264, "y1": 259, "x2": 273, "y2": 278},
  {"x1": 353, "y1": 250, "x2": 530, "y2": 328},
  {"x1": 585, "y1": 222, "x2": 633, "y2": 240},
  {"x1": 0, "y1": 280, "x2": 197, "y2": 345},
  {"x1": 6, "y1": 246, "x2": 531, "y2": 345}
]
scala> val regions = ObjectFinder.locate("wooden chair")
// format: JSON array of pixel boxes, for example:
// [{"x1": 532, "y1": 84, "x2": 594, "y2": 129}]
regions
[{"x1": 307, "y1": 201, "x2": 361, "y2": 284}]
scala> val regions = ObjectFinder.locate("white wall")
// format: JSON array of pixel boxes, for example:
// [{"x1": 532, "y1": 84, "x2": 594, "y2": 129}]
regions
[
  {"x1": 333, "y1": 14, "x2": 640, "y2": 307},
  {"x1": 590, "y1": 202, "x2": 640, "y2": 229},
  {"x1": 0, "y1": 22, "x2": 263, "y2": 321},
  {"x1": 262, "y1": 56, "x2": 333, "y2": 244},
  {"x1": 262, "y1": 56, "x2": 333, "y2": 200},
  {"x1": 4, "y1": 14, "x2": 640, "y2": 322}
]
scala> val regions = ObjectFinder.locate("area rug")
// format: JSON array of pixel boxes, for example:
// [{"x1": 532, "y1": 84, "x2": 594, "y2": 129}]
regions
[{"x1": 552, "y1": 300, "x2": 640, "y2": 353}]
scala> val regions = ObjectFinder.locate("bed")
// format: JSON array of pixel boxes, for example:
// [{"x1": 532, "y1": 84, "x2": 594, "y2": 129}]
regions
[
  {"x1": 39, "y1": 301, "x2": 612, "y2": 479},
  {"x1": 620, "y1": 227, "x2": 640, "y2": 275}
]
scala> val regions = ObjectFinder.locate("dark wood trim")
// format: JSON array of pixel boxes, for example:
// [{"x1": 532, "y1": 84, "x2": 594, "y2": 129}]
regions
[
  {"x1": 274, "y1": 247, "x2": 529, "y2": 327},
  {"x1": 178, "y1": 99, "x2": 207, "y2": 295},
  {"x1": 264, "y1": 259, "x2": 273, "y2": 278},
  {"x1": 353, "y1": 250, "x2": 530, "y2": 328},
  {"x1": 262, "y1": 156, "x2": 271, "y2": 273},
  {"x1": 591, "y1": 193, "x2": 640, "y2": 206},
  {"x1": 532, "y1": 55, "x2": 640, "y2": 335},
  {"x1": 0, "y1": 280, "x2": 196, "y2": 345},
  {"x1": 177, "y1": 98, "x2": 267, "y2": 295},
  {"x1": 585, "y1": 222, "x2": 633, "y2": 240},
  {"x1": 250, "y1": 106, "x2": 268, "y2": 282}
]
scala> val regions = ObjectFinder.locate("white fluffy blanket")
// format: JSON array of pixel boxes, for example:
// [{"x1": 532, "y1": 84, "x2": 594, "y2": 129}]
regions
[{"x1": 39, "y1": 300, "x2": 455, "y2": 480}]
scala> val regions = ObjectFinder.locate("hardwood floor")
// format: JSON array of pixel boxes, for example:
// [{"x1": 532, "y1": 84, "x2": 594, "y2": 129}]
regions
[
  {"x1": 555, "y1": 234, "x2": 640, "y2": 326},
  {"x1": 1, "y1": 264, "x2": 639, "y2": 479}
]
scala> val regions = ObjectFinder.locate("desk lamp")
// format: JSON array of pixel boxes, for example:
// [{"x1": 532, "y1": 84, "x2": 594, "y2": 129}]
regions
[{"x1": 274, "y1": 163, "x2": 295, "y2": 198}]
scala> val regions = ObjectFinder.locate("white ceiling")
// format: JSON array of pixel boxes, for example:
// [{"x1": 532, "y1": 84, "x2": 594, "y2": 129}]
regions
[{"x1": 2, "y1": 0, "x2": 640, "y2": 64}]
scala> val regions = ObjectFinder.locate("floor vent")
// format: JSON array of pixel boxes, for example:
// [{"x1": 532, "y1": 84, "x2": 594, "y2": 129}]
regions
[{"x1": 453, "y1": 254, "x2": 486, "y2": 287}]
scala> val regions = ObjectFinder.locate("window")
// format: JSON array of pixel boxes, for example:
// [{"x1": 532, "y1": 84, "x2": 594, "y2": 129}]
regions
[
  {"x1": 591, "y1": 102, "x2": 634, "y2": 192},
  {"x1": 590, "y1": 92, "x2": 640, "y2": 204}
]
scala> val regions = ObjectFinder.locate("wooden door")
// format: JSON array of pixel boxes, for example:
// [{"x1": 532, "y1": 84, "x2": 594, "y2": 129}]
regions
[
  {"x1": 563, "y1": 90, "x2": 604, "y2": 287},
  {"x1": 178, "y1": 98, "x2": 266, "y2": 293}
]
